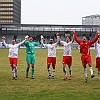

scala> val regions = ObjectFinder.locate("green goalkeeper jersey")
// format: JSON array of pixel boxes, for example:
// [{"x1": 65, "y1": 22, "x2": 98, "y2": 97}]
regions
[{"x1": 24, "y1": 41, "x2": 40, "y2": 54}]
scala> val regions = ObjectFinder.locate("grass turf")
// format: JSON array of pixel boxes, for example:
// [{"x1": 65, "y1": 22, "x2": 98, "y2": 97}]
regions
[{"x1": 0, "y1": 49, "x2": 100, "y2": 100}]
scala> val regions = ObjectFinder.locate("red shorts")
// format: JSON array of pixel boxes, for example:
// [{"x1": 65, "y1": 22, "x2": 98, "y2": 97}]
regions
[
  {"x1": 9, "y1": 58, "x2": 18, "y2": 66},
  {"x1": 62, "y1": 56, "x2": 72, "y2": 66},
  {"x1": 96, "y1": 58, "x2": 100, "y2": 69},
  {"x1": 47, "y1": 57, "x2": 56, "y2": 66},
  {"x1": 81, "y1": 55, "x2": 92, "y2": 66}
]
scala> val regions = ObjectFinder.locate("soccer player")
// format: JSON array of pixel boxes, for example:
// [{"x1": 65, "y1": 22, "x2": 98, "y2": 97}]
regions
[
  {"x1": 59, "y1": 33, "x2": 74, "y2": 80},
  {"x1": 24, "y1": 36, "x2": 40, "y2": 79},
  {"x1": 2, "y1": 35, "x2": 28, "y2": 80},
  {"x1": 73, "y1": 31, "x2": 100, "y2": 82},
  {"x1": 41, "y1": 35, "x2": 60, "y2": 79},
  {"x1": 94, "y1": 36, "x2": 100, "y2": 81}
]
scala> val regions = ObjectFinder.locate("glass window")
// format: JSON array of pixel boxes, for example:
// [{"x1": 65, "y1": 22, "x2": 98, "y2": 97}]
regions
[
  {"x1": 0, "y1": 4, "x2": 13, "y2": 6},
  {"x1": 0, "y1": 16, "x2": 13, "y2": 18},
  {"x1": 0, "y1": 8, "x2": 13, "y2": 10},
  {"x1": 0, "y1": 12, "x2": 13, "y2": 14},
  {"x1": 0, "y1": 20, "x2": 13, "y2": 23}
]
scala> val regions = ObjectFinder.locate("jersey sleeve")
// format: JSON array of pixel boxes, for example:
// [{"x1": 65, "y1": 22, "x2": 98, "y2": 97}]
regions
[
  {"x1": 94, "y1": 42, "x2": 97, "y2": 49},
  {"x1": 60, "y1": 41, "x2": 65, "y2": 45},
  {"x1": 2, "y1": 40, "x2": 9, "y2": 48},
  {"x1": 54, "y1": 42, "x2": 59, "y2": 47},
  {"x1": 68, "y1": 41, "x2": 73, "y2": 46},
  {"x1": 34, "y1": 42, "x2": 40, "y2": 46},
  {"x1": 89, "y1": 35, "x2": 99, "y2": 45},
  {"x1": 24, "y1": 41, "x2": 28, "y2": 46},
  {"x1": 74, "y1": 33, "x2": 81, "y2": 45},
  {"x1": 16, "y1": 39, "x2": 26, "y2": 47},
  {"x1": 43, "y1": 44, "x2": 48, "y2": 48}
]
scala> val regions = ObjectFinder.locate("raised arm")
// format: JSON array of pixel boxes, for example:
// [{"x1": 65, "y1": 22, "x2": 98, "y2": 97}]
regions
[
  {"x1": 16, "y1": 35, "x2": 29, "y2": 46},
  {"x1": 94, "y1": 32, "x2": 98, "y2": 48},
  {"x1": 73, "y1": 31, "x2": 81, "y2": 44},
  {"x1": 55, "y1": 33, "x2": 61, "y2": 46},
  {"x1": 94, "y1": 40, "x2": 97, "y2": 48},
  {"x1": 89, "y1": 31, "x2": 100, "y2": 45},
  {"x1": 72, "y1": 32, "x2": 74, "y2": 43},
  {"x1": 34, "y1": 42, "x2": 40, "y2": 46},
  {"x1": 2, "y1": 36, "x2": 9, "y2": 47},
  {"x1": 17, "y1": 40, "x2": 26, "y2": 46},
  {"x1": 40, "y1": 35, "x2": 45, "y2": 46}
]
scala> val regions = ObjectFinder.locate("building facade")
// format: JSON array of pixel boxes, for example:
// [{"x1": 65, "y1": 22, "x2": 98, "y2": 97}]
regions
[
  {"x1": 82, "y1": 14, "x2": 100, "y2": 25},
  {"x1": 0, "y1": 0, "x2": 21, "y2": 24}
]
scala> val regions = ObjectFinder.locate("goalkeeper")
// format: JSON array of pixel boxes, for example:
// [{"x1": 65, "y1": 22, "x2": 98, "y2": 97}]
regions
[
  {"x1": 2, "y1": 35, "x2": 28, "y2": 80},
  {"x1": 24, "y1": 36, "x2": 40, "y2": 79}
]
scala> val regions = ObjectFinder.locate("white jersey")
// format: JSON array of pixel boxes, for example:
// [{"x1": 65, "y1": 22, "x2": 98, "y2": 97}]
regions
[
  {"x1": 95, "y1": 42, "x2": 100, "y2": 58},
  {"x1": 43, "y1": 43, "x2": 58, "y2": 57},
  {"x1": 60, "y1": 41, "x2": 73, "y2": 56},
  {"x1": 2, "y1": 40, "x2": 26, "y2": 58}
]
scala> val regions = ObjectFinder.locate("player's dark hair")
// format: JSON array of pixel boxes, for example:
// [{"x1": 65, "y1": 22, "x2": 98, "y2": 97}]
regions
[
  {"x1": 83, "y1": 36, "x2": 86, "y2": 37},
  {"x1": 66, "y1": 36, "x2": 71, "y2": 41},
  {"x1": 28, "y1": 36, "x2": 33, "y2": 39},
  {"x1": 12, "y1": 39, "x2": 16, "y2": 42},
  {"x1": 82, "y1": 34, "x2": 86, "y2": 37}
]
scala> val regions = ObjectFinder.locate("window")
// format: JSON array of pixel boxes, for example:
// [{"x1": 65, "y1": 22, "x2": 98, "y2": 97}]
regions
[
  {"x1": 0, "y1": 20, "x2": 13, "y2": 23},
  {"x1": 0, "y1": 16, "x2": 13, "y2": 18},
  {"x1": 0, "y1": 4, "x2": 13, "y2": 6},
  {"x1": 0, "y1": 8, "x2": 13, "y2": 10}
]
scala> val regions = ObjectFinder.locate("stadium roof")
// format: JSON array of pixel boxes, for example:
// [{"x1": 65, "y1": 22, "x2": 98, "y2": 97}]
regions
[{"x1": 0, "y1": 24, "x2": 100, "y2": 29}]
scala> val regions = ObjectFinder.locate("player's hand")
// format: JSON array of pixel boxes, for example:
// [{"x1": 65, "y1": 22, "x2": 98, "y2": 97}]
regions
[
  {"x1": 56, "y1": 33, "x2": 60, "y2": 42},
  {"x1": 2, "y1": 36, "x2": 5, "y2": 40},
  {"x1": 41, "y1": 35, "x2": 44, "y2": 40},
  {"x1": 98, "y1": 33, "x2": 100, "y2": 36},
  {"x1": 56, "y1": 33, "x2": 60, "y2": 39},
  {"x1": 25, "y1": 35, "x2": 29, "y2": 39},
  {"x1": 96, "y1": 31, "x2": 100, "y2": 36},
  {"x1": 72, "y1": 31, "x2": 76, "y2": 34},
  {"x1": 56, "y1": 33, "x2": 59, "y2": 36}
]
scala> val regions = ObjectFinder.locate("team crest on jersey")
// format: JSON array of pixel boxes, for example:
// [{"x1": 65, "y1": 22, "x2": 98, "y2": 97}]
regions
[{"x1": 50, "y1": 47, "x2": 54, "y2": 50}]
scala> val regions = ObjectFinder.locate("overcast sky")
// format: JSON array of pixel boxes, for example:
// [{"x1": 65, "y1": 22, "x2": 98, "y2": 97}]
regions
[{"x1": 21, "y1": 0, "x2": 100, "y2": 25}]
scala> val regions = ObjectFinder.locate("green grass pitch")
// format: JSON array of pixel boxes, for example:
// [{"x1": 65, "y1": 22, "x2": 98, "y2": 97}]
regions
[{"x1": 0, "y1": 48, "x2": 100, "y2": 100}]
